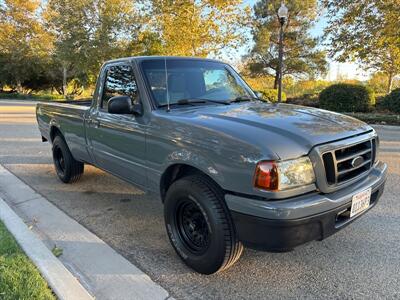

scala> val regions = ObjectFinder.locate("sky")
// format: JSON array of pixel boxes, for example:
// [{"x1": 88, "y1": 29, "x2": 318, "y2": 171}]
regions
[{"x1": 228, "y1": 0, "x2": 369, "y2": 81}]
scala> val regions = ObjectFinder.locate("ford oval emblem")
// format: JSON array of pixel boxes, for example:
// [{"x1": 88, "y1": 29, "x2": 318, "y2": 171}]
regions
[{"x1": 351, "y1": 156, "x2": 364, "y2": 168}]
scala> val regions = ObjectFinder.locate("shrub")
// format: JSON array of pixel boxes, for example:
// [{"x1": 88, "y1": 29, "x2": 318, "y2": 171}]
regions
[
  {"x1": 287, "y1": 95, "x2": 319, "y2": 108},
  {"x1": 0, "y1": 92, "x2": 65, "y2": 101},
  {"x1": 285, "y1": 80, "x2": 331, "y2": 98},
  {"x1": 375, "y1": 94, "x2": 387, "y2": 110},
  {"x1": 319, "y1": 83, "x2": 375, "y2": 112},
  {"x1": 258, "y1": 88, "x2": 287, "y2": 102},
  {"x1": 381, "y1": 88, "x2": 400, "y2": 113},
  {"x1": 244, "y1": 76, "x2": 275, "y2": 92}
]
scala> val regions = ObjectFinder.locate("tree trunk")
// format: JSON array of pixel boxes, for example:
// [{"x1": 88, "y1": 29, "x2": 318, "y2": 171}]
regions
[
  {"x1": 16, "y1": 81, "x2": 23, "y2": 94},
  {"x1": 387, "y1": 72, "x2": 394, "y2": 94},
  {"x1": 62, "y1": 66, "x2": 67, "y2": 96},
  {"x1": 273, "y1": 70, "x2": 279, "y2": 89}
]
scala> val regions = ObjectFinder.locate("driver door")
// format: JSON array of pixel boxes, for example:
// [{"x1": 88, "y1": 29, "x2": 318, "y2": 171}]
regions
[{"x1": 86, "y1": 63, "x2": 147, "y2": 188}]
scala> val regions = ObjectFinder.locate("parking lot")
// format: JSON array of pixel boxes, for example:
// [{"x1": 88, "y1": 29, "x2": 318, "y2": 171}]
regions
[{"x1": 1, "y1": 100, "x2": 399, "y2": 299}]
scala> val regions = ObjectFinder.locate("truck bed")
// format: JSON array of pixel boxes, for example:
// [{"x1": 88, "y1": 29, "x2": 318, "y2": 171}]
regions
[
  {"x1": 58, "y1": 99, "x2": 92, "y2": 106},
  {"x1": 36, "y1": 99, "x2": 93, "y2": 163}
]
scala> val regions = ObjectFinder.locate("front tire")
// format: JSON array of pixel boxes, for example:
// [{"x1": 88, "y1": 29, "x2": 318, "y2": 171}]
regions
[
  {"x1": 164, "y1": 175, "x2": 243, "y2": 274},
  {"x1": 52, "y1": 135, "x2": 84, "y2": 183}
]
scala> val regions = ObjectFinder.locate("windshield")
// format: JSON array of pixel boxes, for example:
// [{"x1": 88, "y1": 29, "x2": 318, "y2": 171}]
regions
[{"x1": 141, "y1": 59, "x2": 255, "y2": 107}]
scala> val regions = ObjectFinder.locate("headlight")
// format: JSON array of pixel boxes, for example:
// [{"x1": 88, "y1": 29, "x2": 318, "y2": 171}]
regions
[{"x1": 253, "y1": 157, "x2": 315, "y2": 191}]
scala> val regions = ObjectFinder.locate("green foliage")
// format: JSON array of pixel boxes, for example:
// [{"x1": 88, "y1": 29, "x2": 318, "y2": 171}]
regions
[
  {"x1": 244, "y1": 76, "x2": 286, "y2": 102},
  {"x1": 0, "y1": 0, "x2": 53, "y2": 92},
  {"x1": 285, "y1": 80, "x2": 331, "y2": 98},
  {"x1": 367, "y1": 72, "x2": 391, "y2": 94},
  {"x1": 0, "y1": 0, "x2": 251, "y2": 95},
  {"x1": 150, "y1": 0, "x2": 251, "y2": 57},
  {"x1": 323, "y1": 0, "x2": 400, "y2": 93},
  {"x1": 367, "y1": 72, "x2": 400, "y2": 94},
  {"x1": 246, "y1": 0, "x2": 327, "y2": 87},
  {"x1": 319, "y1": 84, "x2": 375, "y2": 112},
  {"x1": 287, "y1": 94, "x2": 319, "y2": 108},
  {"x1": 0, "y1": 221, "x2": 55, "y2": 300},
  {"x1": 381, "y1": 88, "x2": 400, "y2": 113},
  {"x1": 244, "y1": 76, "x2": 274, "y2": 92},
  {"x1": 0, "y1": 92, "x2": 65, "y2": 101},
  {"x1": 44, "y1": 0, "x2": 157, "y2": 95},
  {"x1": 258, "y1": 89, "x2": 286, "y2": 102}
]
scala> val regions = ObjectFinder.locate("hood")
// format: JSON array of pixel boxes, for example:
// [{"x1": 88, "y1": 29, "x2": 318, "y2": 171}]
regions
[{"x1": 165, "y1": 102, "x2": 373, "y2": 160}]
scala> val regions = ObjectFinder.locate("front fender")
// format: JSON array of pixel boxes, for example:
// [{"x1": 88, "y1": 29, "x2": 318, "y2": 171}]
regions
[{"x1": 164, "y1": 148, "x2": 224, "y2": 185}]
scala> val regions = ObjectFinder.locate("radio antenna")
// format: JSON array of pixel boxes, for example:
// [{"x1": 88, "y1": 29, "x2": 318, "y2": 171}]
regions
[{"x1": 164, "y1": 58, "x2": 170, "y2": 112}]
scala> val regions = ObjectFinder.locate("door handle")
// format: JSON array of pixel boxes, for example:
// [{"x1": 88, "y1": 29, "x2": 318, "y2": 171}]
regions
[{"x1": 88, "y1": 119, "x2": 100, "y2": 128}]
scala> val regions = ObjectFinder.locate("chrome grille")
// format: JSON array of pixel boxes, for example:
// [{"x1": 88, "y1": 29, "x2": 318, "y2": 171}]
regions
[{"x1": 322, "y1": 138, "x2": 376, "y2": 186}]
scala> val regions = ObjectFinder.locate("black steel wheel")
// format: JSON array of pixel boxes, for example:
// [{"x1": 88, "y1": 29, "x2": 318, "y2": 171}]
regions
[
  {"x1": 164, "y1": 174, "x2": 243, "y2": 274},
  {"x1": 176, "y1": 198, "x2": 210, "y2": 254},
  {"x1": 52, "y1": 135, "x2": 84, "y2": 183},
  {"x1": 53, "y1": 144, "x2": 66, "y2": 176}
]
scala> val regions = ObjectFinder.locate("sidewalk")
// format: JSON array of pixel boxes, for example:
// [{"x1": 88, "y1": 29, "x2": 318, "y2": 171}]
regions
[
  {"x1": 0, "y1": 197, "x2": 93, "y2": 300},
  {"x1": 0, "y1": 164, "x2": 171, "y2": 300}
]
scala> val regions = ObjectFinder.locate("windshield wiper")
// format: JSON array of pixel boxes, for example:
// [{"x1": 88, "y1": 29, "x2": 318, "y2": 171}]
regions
[
  {"x1": 178, "y1": 98, "x2": 230, "y2": 105},
  {"x1": 229, "y1": 95, "x2": 263, "y2": 103},
  {"x1": 177, "y1": 98, "x2": 207, "y2": 105},
  {"x1": 159, "y1": 98, "x2": 230, "y2": 108}
]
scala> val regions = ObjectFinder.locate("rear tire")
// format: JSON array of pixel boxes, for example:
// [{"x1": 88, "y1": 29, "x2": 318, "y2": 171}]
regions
[
  {"x1": 164, "y1": 174, "x2": 243, "y2": 274},
  {"x1": 52, "y1": 135, "x2": 84, "y2": 183}
]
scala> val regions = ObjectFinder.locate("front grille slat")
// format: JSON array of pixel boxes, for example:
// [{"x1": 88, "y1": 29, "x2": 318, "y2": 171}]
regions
[
  {"x1": 337, "y1": 159, "x2": 371, "y2": 176},
  {"x1": 336, "y1": 148, "x2": 371, "y2": 163},
  {"x1": 322, "y1": 138, "x2": 376, "y2": 186}
]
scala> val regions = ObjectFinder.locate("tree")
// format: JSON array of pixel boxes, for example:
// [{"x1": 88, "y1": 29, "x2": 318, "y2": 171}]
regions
[
  {"x1": 368, "y1": 72, "x2": 399, "y2": 94},
  {"x1": 0, "y1": 0, "x2": 53, "y2": 92},
  {"x1": 323, "y1": 0, "x2": 400, "y2": 93},
  {"x1": 44, "y1": 0, "x2": 156, "y2": 95},
  {"x1": 246, "y1": 0, "x2": 328, "y2": 89},
  {"x1": 44, "y1": 0, "x2": 96, "y2": 94},
  {"x1": 149, "y1": 0, "x2": 251, "y2": 57},
  {"x1": 88, "y1": 0, "x2": 159, "y2": 73}
]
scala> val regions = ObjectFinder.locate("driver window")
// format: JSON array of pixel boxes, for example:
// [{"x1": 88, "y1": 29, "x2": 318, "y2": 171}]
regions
[{"x1": 102, "y1": 64, "x2": 138, "y2": 110}]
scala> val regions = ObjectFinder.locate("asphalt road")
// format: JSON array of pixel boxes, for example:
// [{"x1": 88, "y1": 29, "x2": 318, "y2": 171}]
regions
[{"x1": 1, "y1": 100, "x2": 399, "y2": 299}]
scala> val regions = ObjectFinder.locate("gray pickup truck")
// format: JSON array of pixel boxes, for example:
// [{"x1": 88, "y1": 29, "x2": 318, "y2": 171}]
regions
[{"x1": 36, "y1": 56, "x2": 387, "y2": 274}]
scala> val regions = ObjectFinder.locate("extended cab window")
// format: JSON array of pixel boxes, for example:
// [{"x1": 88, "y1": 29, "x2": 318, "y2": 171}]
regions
[{"x1": 102, "y1": 64, "x2": 138, "y2": 110}]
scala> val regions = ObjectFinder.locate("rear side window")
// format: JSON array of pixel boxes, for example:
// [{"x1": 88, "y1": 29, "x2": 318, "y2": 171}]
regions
[{"x1": 101, "y1": 64, "x2": 138, "y2": 109}]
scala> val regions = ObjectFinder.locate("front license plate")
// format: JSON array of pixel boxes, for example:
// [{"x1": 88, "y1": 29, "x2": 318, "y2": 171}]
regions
[{"x1": 350, "y1": 188, "x2": 372, "y2": 218}]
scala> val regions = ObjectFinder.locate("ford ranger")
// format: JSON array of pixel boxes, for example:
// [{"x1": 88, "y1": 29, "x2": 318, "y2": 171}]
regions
[{"x1": 36, "y1": 56, "x2": 387, "y2": 274}]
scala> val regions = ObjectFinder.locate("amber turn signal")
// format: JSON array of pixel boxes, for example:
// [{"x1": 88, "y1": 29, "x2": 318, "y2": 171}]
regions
[{"x1": 253, "y1": 161, "x2": 279, "y2": 191}]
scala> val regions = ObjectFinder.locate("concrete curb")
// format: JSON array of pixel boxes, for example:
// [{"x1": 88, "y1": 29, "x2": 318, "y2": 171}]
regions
[
  {"x1": 0, "y1": 197, "x2": 93, "y2": 300},
  {"x1": 0, "y1": 164, "x2": 171, "y2": 300}
]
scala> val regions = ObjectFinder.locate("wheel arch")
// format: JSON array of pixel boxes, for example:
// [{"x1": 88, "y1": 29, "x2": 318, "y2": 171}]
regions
[
  {"x1": 49, "y1": 124, "x2": 64, "y2": 142},
  {"x1": 160, "y1": 163, "x2": 224, "y2": 203}
]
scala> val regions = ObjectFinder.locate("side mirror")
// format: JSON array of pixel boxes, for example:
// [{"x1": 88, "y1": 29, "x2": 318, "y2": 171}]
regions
[{"x1": 108, "y1": 96, "x2": 142, "y2": 115}]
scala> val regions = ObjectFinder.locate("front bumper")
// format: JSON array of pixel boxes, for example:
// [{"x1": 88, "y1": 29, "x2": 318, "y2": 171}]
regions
[{"x1": 226, "y1": 161, "x2": 387, "y2": 251}]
